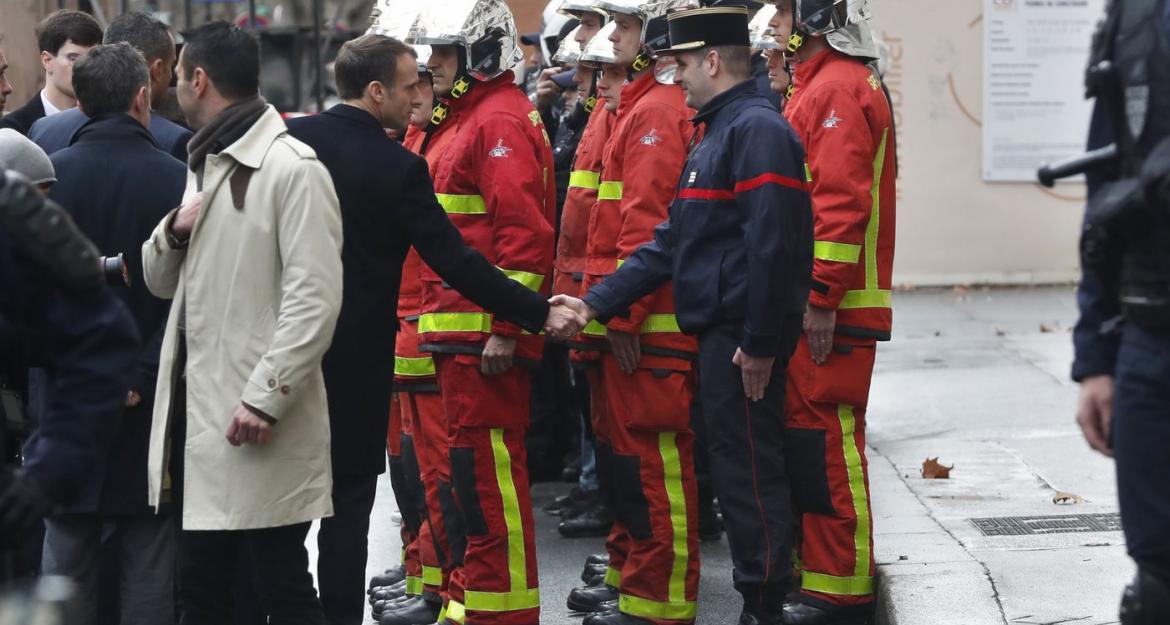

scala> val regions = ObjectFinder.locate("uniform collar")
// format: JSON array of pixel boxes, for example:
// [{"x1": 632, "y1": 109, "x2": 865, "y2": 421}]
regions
[
  {"x1": 792, "y1": 48, "x2": 841, "y2": 90},
  {"x1": 691, "y1": 78, "x2": 758, "y2": 126},
  {"x1": 446, "y1": 71, "x2": 517, "y2": 115},
  {"x1": 617, "y1": 71, "x2": 660, "y2": 118},
  {"x1": 72, "y1": 113, "x2": 160, "y2": 148},
  {"x1": 218, "y1": 105, "x2": 286, "y2": 170}
]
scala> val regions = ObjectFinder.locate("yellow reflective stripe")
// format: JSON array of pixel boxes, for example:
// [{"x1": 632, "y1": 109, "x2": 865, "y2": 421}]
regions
[
  {"x1": 804, "y1": 162, "x2": 813, "y2": 183},
  {"x1": 865, "y1": 129, "x2": 888, "y2": 292},
  {"x1": 838, "y1": 404, "x2": 872, "y2": 583},
  {"x1": 436, "y1": 193, "x2": 487, "y2": 215},
  {"x1": 814, "y1": 241, "x2": 861, "y2": 264},
  {"x1": 583, "y1": 320, "x2": 608, "y2": 337},
  {"x1": 418, "y1": 312, "x2": 493, "y2": 334},
  {"x1": 489, "y1": 428, "x2": 535, "y2": 603},
  {"x1": 445, "y1": 600, "x2": 463, "y2": 624},
  {"x1": 616, "y1": 258, "x2": 625, "y2": 268},
  {"x1": 422, "y1": 565, "x2": 443, "y2": 587},
  {"x1": 462, "y1": 588, "x2": 541, "y2": 612},
  {"x1": 659, "y1": 432, "x2": 688, "y2": 605},
  {"x1": 619, "y1": 594, "x2": 697, "y2": 621},
  {"x1": 640, "y1": 314, "x2": 681, "y2": 334},
  {"x1": 569, "y1": 170, "x2": 601, "y2": 190},
  {"x1": 604, "y1": 565, "x2": 622, "y2": 589},
  {"x1": 405, "y1": 575, "x2": 423, "y2": 596},
  {"x1": 395, "y1": 356, "x2": 436, "y2": 377},
  {"x1": 838, "y1": 289, "x2": 891, "y2": 310},
  {"x1": 498, "y1": 267, "x2": 545, "y2": 292},
  {"x1": 801, "y1": 571, "x2": 875, "y2": 596},
  {"x1": 599, "y1": 181, "x2": 623, "y2": 201}
]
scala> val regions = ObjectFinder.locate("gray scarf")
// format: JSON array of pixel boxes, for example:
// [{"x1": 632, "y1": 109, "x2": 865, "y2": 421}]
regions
[{"x1": 187, "y1": 96, "x2": 268, "y2": 187}]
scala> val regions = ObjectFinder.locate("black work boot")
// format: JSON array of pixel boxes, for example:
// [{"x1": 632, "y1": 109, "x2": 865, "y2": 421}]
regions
[
  {"x1": 582, "y1": 561, "x2": 608, "y2": 582},
  {"x1": 559, "y1": 502, "x2": 614, "y2": 538},
  {"x1": 780, "y1": 599, "x2": 873, "y2": 625},
  {"x1": 586, "y1": 553, "x2": 610, "y2": 566},
  {"x1": 698, "y1": 498, "x2": 724, "y2": 541},
  {"x1": 567, "y1": 584, "x2": 619, "y2": 613},
  {"x1": 544, "y1": 486, "x2": 591, "y2": 515},
  {"x1": 369, "y1": 580, "x2": 409, "y2": 604},
  {"x1": 369, "y1": 564, "x2": 407, "y2": 590},
  {"x1": 379, "y1": 596, "x2": 442, "y2": 625},
  {"x1": 583, "y1": 610, "x2": 654, "y2": 625}
]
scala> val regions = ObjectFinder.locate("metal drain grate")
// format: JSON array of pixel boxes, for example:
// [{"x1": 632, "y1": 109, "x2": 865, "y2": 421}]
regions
[{"x1": 970, "y1": 513, "x2": 1122, "y2": 536}]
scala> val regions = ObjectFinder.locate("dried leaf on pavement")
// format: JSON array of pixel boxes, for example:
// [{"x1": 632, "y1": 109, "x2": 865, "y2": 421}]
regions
[
  {"x1": 1040, "y1": 323, "x2": 1055, "y2": 333},
  {"x1": 1053, "y1": 491, "x2": 1087, "y2": 505},
  {"x1": 921, "y1": 457, "x2": 954, "y2": 479}
]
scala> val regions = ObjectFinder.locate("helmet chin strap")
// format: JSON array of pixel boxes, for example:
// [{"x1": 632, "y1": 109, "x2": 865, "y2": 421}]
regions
[
  {"x1": 584, "y1": 70, "x2": 600, "y2": 113},
  {"x1": 430, "y1": 47, "x2": 477, "y2": 128},
  {"x1": 630, "y1": 47, "x2": 654, "y2": 74}
]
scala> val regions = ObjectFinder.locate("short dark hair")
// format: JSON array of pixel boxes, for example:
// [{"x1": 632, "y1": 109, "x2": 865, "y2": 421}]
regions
[
  {"x1": 36, "y1": 10, "x2": 103, "y2": 55},
  {"x1": 334, "y1": 34, "x2": 416, "y2": 100},
  {"x1": 181, "y1": 21, "x2": 259, "y2": 100},
  {"x1": 72, "y1": 43, "x2": 149, "y2": 117},
  {"x1": 105, "y1": 11, "x2": 174, "y2": 64},
  {"x1": 710, "y1": 45, "x2": 752, "y2": 79}
]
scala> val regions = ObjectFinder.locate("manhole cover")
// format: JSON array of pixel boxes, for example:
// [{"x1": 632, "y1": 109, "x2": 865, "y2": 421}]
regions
[{"x1": 970, "y1": 513, "x2": 1122, "y2": 536}]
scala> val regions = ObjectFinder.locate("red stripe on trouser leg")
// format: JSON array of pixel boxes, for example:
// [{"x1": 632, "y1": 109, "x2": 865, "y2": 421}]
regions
[
  {"x1": 407, "y1": 390, "x2": 452, "y2": 597},
  {"x1": 586, "y1": 366, "x2": 630, "y2": 581},
  {"x1": 601, "y1": 355, "x2": 699, "y2": 625},
  {"x1": 435, "y1": 355, "x2": 540, "y2": 625},
  {"x1": 785, "y1": 337, "x2": 877, "y2": 608}
]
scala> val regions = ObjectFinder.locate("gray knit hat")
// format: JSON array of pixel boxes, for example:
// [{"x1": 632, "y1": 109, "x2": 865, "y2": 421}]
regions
[{"x1": 0, "y1": 128, "x2": 57, "y2": 186}]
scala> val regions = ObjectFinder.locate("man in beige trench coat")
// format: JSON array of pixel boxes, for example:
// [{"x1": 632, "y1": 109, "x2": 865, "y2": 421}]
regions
[{"x1": 141, "y1": 22, "x2": 342, "y2": 625}]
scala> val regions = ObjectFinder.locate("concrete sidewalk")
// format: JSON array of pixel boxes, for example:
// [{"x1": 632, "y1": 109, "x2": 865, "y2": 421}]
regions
[{"x1": 869, "y1": 286, "x2": 1129, "y2": 625}]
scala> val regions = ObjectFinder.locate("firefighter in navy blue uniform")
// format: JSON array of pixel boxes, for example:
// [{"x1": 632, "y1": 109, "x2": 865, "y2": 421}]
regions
[
  {"x1": 552, "y1": 8, "x2": 813, "y2": 624},
  {"x1": 1064, "y1": 1, "x2": 1170, "y2": 623},
  {"x1": 0, "y1": 169, "x2": 139, "y2": 558}
]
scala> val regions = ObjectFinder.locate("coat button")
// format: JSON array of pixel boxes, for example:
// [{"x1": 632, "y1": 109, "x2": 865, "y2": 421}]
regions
[
  {"x1": 280, "y1": 385, "x2": 290, "y2": 395},
  {"x1": 267, "y1": 379, "x2": 277, "y2": 389}
]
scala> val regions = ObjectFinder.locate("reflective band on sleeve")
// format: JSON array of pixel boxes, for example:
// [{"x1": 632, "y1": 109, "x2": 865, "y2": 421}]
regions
[
  {"x1": 814, "y1": 241, "x2": 862, "y2": 264},
  {"x1": 436, "y1": 193, "x2": 487, "y2": 215},
  {"x1": 395, "y1": 356, "x2": 436, "y2": 377},
  {"x1": 422, "y1": 565, "x2": 443, "y2": 587},
  {"x1": 569, "y1": 170, "x2": 601, "y2": 190},
  {"x1": 599, "y1": 181, "x2": 624, "y2": 201},
  {"x1": 641, "y1": 314, "x2": 681, "y2": 334},
  {"x1": 619, "y1": 594, "x2": 697, "y2": 621},
  {"x1": 582, "y1": 320, "x2": 608, "y2": 337},
  {"x1": 801, "y1": 571, "x2": 874, "y2": 596},
  {"x1": 498, "y1": 267, "x2": 545, "y2": 292},
  {"x1": 604, "y1": 566, "x2": 622, "y2": 589},
  {"x1": 659, "y1": 432, "x2": 689, "y2": 605},
  {"x1": 418, "y1": 312, "x2": 494, "y2": 334},
  {"x1": 838, "y1": 289, "x2": 891, "y2": 310},
  {"x1": 462, "y1": 588, "x2": 541, "y2": 612},
  {"x1": 405, "y1": 576, "x2": 423, "y2": 596}
]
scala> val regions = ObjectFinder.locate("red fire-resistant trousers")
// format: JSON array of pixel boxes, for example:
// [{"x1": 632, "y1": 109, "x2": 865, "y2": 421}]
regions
[
  {"x1": 582, "y1": 364, "x2": 630, "y2": 590},
  {"x1": 400, "y1": 389, "x2": 452, "y2": 599}
]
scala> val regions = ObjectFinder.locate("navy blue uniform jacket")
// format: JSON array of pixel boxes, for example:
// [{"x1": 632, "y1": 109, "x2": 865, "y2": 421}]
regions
[
  {"x1": 285, "y1": 104, "x2": 551, "y2": 476},
  {"x1": 583, "y1": 80, "x2": 813, "y2": 358},
  {"x1": 30, "y1": 108, "x2": 192, "y2": 161}
]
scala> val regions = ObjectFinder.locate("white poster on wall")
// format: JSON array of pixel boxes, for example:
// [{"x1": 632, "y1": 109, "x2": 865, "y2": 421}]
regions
[{"x1": 982, "y1": 0, "x2": 1104, "y2": 182}]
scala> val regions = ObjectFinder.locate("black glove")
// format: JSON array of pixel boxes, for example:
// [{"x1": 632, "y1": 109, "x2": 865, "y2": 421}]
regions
[{"x1": 0, "y1": 468, "x2": 58, "y2": 534}]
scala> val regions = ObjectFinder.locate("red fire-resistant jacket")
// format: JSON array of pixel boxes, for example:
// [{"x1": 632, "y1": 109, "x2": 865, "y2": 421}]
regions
[
  {"x1": 785, "y1": 49, "x2": 897, "y2": 341},
  {"x1": 554, "y1": 103, "x2": 616, "y2": 298},
  {"x1": 416, "y1": 72, "x2": 556, "y2": 362},
  {"x1": 579, "y1": 72, "x2": 698, "y2": 359}
]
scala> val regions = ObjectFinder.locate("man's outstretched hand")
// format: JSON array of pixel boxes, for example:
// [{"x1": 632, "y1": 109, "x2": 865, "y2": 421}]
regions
[{"x1": 545, "y1": 295, "x2": 596, "y2": 341}]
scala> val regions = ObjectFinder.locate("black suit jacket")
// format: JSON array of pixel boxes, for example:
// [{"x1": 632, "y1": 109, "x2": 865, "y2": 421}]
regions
[
  {"x1": 285, "y1": 104, "x2": 550, "y2": 476},
  {"x1": 0, "y1": 93, "x2": 47, "y2": 136},
  {"x1": 48, "y1": 114, "x2": 185, "y2": 514}
]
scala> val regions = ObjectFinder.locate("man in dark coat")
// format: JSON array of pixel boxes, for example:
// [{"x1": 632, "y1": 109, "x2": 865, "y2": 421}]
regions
[
  {"x1": 0, "y1": 10, "x2": 102, "y2": 135},
  {"x1": 41, "y1": 43, "x2": 185, "y2": 625},
  {"x1": 284, "y1": 35, "x2": 573, "y2": 625},
  {"x1": 30, "y1": 11, "x2": 192, "y2": 160}
]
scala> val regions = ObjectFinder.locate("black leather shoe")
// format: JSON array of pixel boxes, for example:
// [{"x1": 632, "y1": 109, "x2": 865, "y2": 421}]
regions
[
  {"x1": 780, "y1": 600, "x2": 872, "y2": 625},
  {"x1": 544, "y1": 487, "x2": 591, "y2": 515},
  {"x1": 559, "y1": 504, "x2": 613, "y2": 538},
  {"x1": 561, "y1": 488, "x2": 605, "y2": 519},
  {"x1": 581, "y1": 561, "x2": 608, "y2": 582},
  {"x1": 369, "y1": 580, "x2": 408, "y2": 604},
  {"x1": 583, "y1": 571, "x2": 604, "y2": 586},
  {"x1": 738, "y1": 611, "x2": 772, "y2": 625},
  {"x1": 580, "y1": 599, "x2": 619, "y2": 624},
  {"x1": 582, "y1": 610, "x2": 653, "y2": 625},
  {"x1": 370, "y1": 564, "x2": 407, "y2": 590},
  {"x1": 380, "y1": 596, "x2": 442, "y2": 625},
  {"x1": 586, "y1": 553, "x2": 610, "y2": 566},
  {"x1": 567, "y1": 584, "x2": 619, "y2": 612},
  {"x1": 698, "y1": 500, "x2": 723, "y2": 541}
]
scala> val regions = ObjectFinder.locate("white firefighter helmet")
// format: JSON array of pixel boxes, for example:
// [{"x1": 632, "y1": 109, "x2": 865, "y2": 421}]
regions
[
  {"x1": 367, "y1": 0, "x2": 426, "y2": 40},
  {"x1": 786, "y1": 0, "x2": 872, "y2": 54},
  {"x1": 413, "y1": 44, "x2": 432, "y2": 73},
  {"x1": 825, "y1": 20, "x2": 880, "y2": 61},
  {"x1": 591, "y1": 0, "x2": 697, "y2": 47},
  {"x1": 553, "y1": 25, "x2": 586, "y2": 65},
  {"x1": 559, "y1": 0, "x2": 609, "y2": 19},
  {"x1": 749, "y1": 4, "x2": 779, "y2": 51},
  {"x1": 408, "y1": 0, "x2": 523, "y2": 81},
  {"x1": 578, "y1": 21, "x2": 619, "y2": 67},
  {"x1": 540, "y1": 10, "x2": 579, "y2": 65}
]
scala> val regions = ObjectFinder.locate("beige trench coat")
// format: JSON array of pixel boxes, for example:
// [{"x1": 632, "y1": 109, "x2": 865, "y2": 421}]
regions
[{"x1": 142, "y1": 106, "x2": 343, "y2": 530}]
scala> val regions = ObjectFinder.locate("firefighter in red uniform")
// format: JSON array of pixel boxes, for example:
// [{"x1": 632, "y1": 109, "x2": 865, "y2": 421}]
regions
[
  {"x1": 407, "y1": 2, "x2": 556, "y2": 624},
  {"x1": 769, "y1": 1, "x2": 895, "y2": 623},
  {"x1": 566, "y1": 2, "x2": 702, "y2": 624}
]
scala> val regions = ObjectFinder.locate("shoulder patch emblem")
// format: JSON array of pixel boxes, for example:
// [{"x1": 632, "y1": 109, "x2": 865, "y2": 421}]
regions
[
  {"x1": 640, "y1": 128, "x2": 662, "y2": 146},
  {"x1": 528, "y1": 110, "x2": 543, "y2": 127},
  {"x1": 489, "y1": 139, "x2": 513, "y2": 158},
  {"x1": 867, "y1": 74, "x2": 881, "y2": 91},
  {"x1": 822, "y1": 110, "x2": 843, "y2": 129}
]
